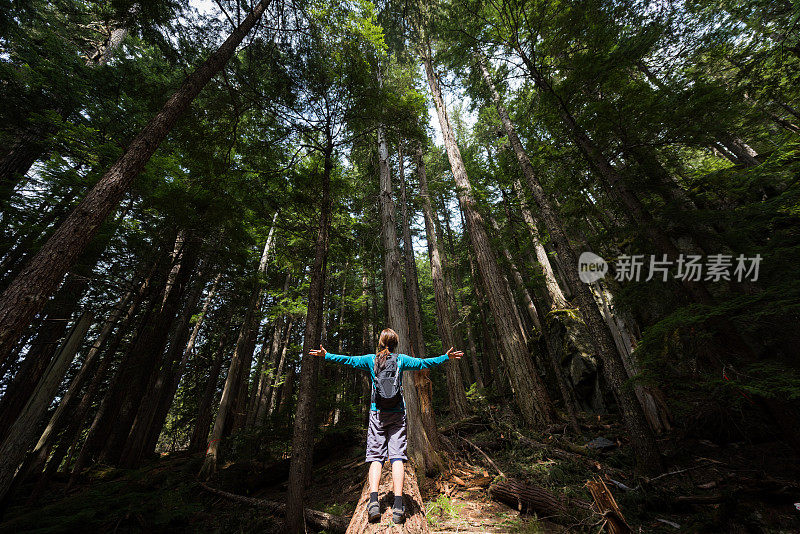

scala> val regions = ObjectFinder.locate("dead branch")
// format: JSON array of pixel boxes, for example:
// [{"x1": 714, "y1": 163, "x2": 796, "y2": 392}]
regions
[{"x1": 458, "y1": 435, "x2": 505, "y2": 478}]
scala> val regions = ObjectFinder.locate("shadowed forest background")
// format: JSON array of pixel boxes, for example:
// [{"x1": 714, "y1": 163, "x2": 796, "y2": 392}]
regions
[{"x1": 0, "y1": 0, "x2": 799, "y2": 532}]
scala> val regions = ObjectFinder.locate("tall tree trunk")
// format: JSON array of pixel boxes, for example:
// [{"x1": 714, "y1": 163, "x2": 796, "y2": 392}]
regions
[
  {"x1": 374, "y1": 117, "x2": 443, "y2": 473},
  {"x1": 716, "y1": 135, "x2": 760, "y2": 167},
  {"x1": 332, "y1": 267, "x2": 349, "y2": 426},
  {"x1": 230, "y1": 213, "x2": 278, "y2": 432},
  {"x1": 488, "y1": 212, "x2": 581, "y2": 433},
  {"x1": 27, "y1": 265, "x2": 155, "y2": 498},
  {"x1": 285, "y1": 143, "x2": 333, "y2": 533},
  {"x1": 63, "y1": 261, "x2": 158, "y2": 483},
  {"x1": 0, "y1": 200, "x2": 130, "y2": 431},
  {"x1": 189, "y1": 328, "x2": 229, "y2": 454},
  {"x1": 414, "y1": 144, "x2": 470, "y2": 418},
  {"x1": 248, "y1": 326, "x2": 276, "y2": 427},
  {"x1": 511, "y1": 47, "x2": 718, "y2": 306},
  {"x1": 121, "y1": 255, "x2": 215, "y2": 467},
  {"x1": 508, "y1": 176, "x2": 568, "y2": 309},
  {"x1": 100, "y1": 234, "x2": 200, "y2": 465},
  {"x1": 590, "y1": 280, "x2": 672, "y2": 434},
  {"x1": 69, "y1": 237, "x2": 178, "y2": 475},
  {"x1": 23, "y1": 286, "x2": 135, "y2": 479},
  {"x1": 0, "y1": 312, "x2": 93, "y2": 502},
  {"x1": 277, "y1": 351, "x2": 297, "y2": 415},
  {"x1": 476, "y1": 52, "x2": 661, "y2": 470},
  {"x1": 438, "y1": 197, "x2": 485, "y2": 390},
  {"x1": 200, "y1": 215, "x2": 278, "y2": 475},
  {"x1": 473, "y1": 262, "x2": 505, "y2": 393},
  {"x1": 424, "y1": 48, "x2": 554, "y2": 427},
  {"x1": 266, "y1": 317, "x2": 295, "y2": 418},
  {"x1": 0, "y1": 273, "x2": 89, "y2": 442},
  {"x1": 253, "y1": 274, "x2": 293, "y2": 425},
  {"x1": 0, "y1": 0, "x2": 274, "y2": 367},
  {"x1": 513, "y1": 49, "x2": 800, "y2": 449}
]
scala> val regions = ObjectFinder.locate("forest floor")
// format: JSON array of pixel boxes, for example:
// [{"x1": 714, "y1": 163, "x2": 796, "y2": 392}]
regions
[{"x1": 2, "y1": 408, "x2": 799, "y2": 533}]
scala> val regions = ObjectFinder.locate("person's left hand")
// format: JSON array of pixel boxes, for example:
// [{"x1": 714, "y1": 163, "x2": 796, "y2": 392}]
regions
[{"x1": 446, "y1": 347, "x2": 463, "y2": 360}]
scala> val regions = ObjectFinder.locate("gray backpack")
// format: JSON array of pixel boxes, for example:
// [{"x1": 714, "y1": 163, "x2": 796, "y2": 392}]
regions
[{"x1": 373, "y1": 352, "x2": 403, "y2": 410}]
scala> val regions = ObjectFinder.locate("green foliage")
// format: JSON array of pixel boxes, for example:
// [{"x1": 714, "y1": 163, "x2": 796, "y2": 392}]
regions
[{"x1": 425, "y1": 494, "x2": 465, "y2": 526}]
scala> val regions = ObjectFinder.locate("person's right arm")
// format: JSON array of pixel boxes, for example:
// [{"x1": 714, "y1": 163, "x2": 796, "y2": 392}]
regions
[{"x1": 310, "y1": 345, "x2": 371, "y2": 370}]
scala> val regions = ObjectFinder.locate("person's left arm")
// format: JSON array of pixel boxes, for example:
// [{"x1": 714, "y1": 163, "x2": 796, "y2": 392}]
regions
[{"x1": 398, "y1": 347, "x2": 463, "y2": 370}]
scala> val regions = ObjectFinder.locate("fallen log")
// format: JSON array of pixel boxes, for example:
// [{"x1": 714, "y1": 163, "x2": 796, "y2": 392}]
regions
[
  {"x1": 489, "y1": 478, "x2": 592, "y2": 525},
  {"x1": 198, "y1": 481, "x2": 348, "y2": 533},
  {"x1": 346, "y1": 460, "x2": 430, "y2": 534}
]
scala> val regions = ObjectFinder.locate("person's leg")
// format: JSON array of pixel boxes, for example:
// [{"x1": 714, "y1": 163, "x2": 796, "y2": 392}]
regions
[
  {"x1": 386, "y1": 412, "x2": 408, "y2": 522},
  {"x1": 390, "y1": 458, "x2": 404, "y2": 497},
  {"x1": 369, "y1": 460, "x2": 383, "y2": 493},
  {"x1": 365, "y1": 411, "x2": 387, "y2": 521}
]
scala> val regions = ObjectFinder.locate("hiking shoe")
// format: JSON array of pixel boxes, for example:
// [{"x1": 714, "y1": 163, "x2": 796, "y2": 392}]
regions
[
  {"x1": 367, "y1": 500, "x2": 380, "y2": 523},
  {"x1": 392, "y1": 503, "x2": 405, "y2": 524}
]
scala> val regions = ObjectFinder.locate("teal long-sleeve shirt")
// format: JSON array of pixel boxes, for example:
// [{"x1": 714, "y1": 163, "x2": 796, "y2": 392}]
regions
[{"x1": 323, "y1": 352, "x2": 449, "y2": 412}]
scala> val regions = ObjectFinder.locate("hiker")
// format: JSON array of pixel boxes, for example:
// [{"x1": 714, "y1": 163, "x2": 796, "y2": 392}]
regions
[{"x1": 309, "y1": 327, "x2": 462, "y2": 524}]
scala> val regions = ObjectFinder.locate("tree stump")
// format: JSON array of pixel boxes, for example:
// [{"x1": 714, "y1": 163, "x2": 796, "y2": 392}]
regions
[{"x1": 346, "y1": 460, "x2": 431, "y2": 534}]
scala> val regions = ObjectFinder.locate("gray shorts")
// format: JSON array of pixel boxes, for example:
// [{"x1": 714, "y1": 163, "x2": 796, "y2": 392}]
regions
[{"x1": 365, "y1": 411, "x2": 407, "y2": 463}]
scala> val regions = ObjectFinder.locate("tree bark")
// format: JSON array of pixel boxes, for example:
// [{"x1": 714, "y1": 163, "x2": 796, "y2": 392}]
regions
[
  {"x1": 508, "y1": 176, "x2": 568, "y2": 309},
  {"x1": 0, "y1": 200, "x2": 130, "y2": 433},
  {"x1": 69, "y1": 237, "x2": 181, "y2": 474},
  {"x1": 424, "y1": 48, "x2": 555, "y2": 427},
  {"x1": 476, "y1": 51, "x2": 661, "y2": 471},
  {"x1": 253, "y1": 273, "x2": 292, "y2": 425},
  {"x1": 267, "y1": 317, "x2": 295, "y2": 418},
  {"x1": 252, "y1": 274, "x2": 291, "y2": 425},
  {"x1": 0, "y1": 0, "x2": 274, "y2": 367},
  {"x1": 99, "y1": 234, "x2": 200, "y2": 466},
  {"x1": 590, "y1": 281, "x2": 671, "y2": 434},
  {"x1": 62, "y1": 262, "x2": 157, "y2": 483},
  {"x1": 0, "y1": 273, "x2": 89, "y2": 442},
  {"x1": 345, "y1": 461, "x2": 431, "y2": 534},
  {"x1": 285, "y1": 143, "x2": 333, "y2": 533},
  {"x1": 487, "y1": 212, "x2": 581, "y2": 433},
  {"x1": 716, "y1": 134, "x2": 760, "y2": 167}
]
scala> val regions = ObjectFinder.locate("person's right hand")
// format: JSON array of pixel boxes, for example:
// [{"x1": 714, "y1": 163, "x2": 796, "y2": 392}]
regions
[{"x1": 309, "y1": 345, "x2": 326, "y2": 357}]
